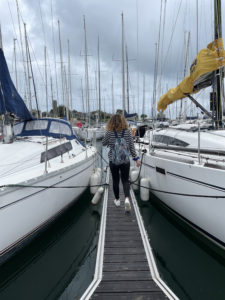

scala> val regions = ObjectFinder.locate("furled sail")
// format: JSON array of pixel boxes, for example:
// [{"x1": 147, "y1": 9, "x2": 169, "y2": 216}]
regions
[
  {"x1": 0, "y1": 47, "x2": 33, "y2": 120},
  {"x1": 157, "y1": 38, "x2": 225, "y2": 112}
]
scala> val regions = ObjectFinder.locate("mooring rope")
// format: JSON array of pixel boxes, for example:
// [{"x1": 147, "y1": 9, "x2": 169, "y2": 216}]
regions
[{"x1": 129, "y1": 150, "x2": 145, "y2": 184}]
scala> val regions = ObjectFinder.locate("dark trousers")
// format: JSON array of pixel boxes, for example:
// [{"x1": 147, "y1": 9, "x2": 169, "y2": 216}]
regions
[{"x1": 109, "y1": 162, "x2": 130, "y2": 200}]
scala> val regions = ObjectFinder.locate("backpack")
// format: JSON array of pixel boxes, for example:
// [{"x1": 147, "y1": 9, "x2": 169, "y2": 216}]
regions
[{"x1": 112, "y1": 130, "x2": 130, "y2": 165}]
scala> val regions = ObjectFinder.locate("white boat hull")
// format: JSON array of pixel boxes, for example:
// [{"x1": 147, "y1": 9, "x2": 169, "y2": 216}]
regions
[
  {"x1": 73, "y1": 127, "x2": 105, "y2": 141},
  {"x1": 140, "y1": 151, "x2": 225, "y2": 247},
  {"x1": 0, "y1": 151, "x2": 96, "y2": 261}
]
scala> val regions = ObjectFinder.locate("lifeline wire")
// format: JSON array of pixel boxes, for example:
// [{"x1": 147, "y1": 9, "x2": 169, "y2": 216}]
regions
[
  {"x1": 0, "y1": 183, "x2": 108, "y2": 189},
  {"x1": 3, "y1": 148, "x2": 222, "y2": 197},
  {"x1": 0, "y1": 151, "x2": 109, "y2": 190},
  {"x1": 129, "y1": 150, "x2": 225, "y2": 198},
  {"x1": 132, "y1": 182, "x2": 225, "y2": 199}
]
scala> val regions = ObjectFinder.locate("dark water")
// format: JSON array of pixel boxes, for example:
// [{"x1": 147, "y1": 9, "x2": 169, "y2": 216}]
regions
[
  {"x1": 137, "y1": 193, "x2": 225, "y2": 300},
  {"x1": 1, "y1": 141, "x2": 225, "y2": 300},
  {"x1": 0, "y1": 188, "x2": 101, "y2": 300}
]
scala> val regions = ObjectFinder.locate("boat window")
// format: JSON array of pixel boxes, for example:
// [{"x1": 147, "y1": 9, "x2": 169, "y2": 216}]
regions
[
  {"x1": 25, "y1": 120, "x2": 48, "y2": 131},
  {"x1": 40, "y1": 142, "x2": 72, "y2": 163},
  {"x1": 153, "y1": 134, "x2": 189, "y2": 147},
  {"x1": 50, "y1": 121, "x2": 71, "y2": 136},
  {"x1": 14, "y1": 122, "x2": 24, "y2": 135}
]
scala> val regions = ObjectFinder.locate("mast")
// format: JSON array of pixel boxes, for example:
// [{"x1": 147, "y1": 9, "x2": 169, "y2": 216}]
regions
[
  {"x1": 97, "y1": 36, "x2": 101, "y2": 122},
  {"x1": 13, "y1": 38, "x2": 18, "y2": 90},
  {"x1": 214, "y1": 0, "x2": 222, "y2": 127},
  {"x1": 24, "y1": 23, "x2": 32, "y2": 111},
  {"x1": 81, "y1": 78, "x2": 85, "y2": 120},
  {"x1": 50, "y1": 0, "x2": 59, "y2": 105},
  {"x1": 83, "y1": 15, "x2": 90, "y2": 124},
  {"x1": 136, "y1": 0, "x2": 139, "y2": 117},
  {"x1": 94, "y1": 71, "x2": 98, "y2": 115},
  {"x1": 180, "y1": 31, "x2": 190, "y2": 121},
  {"x1": 121, "y1": 12, "x2": 125, "y2": 112},
  {"x1": 25, "y1": 26, "x2": 40, "y2": 117},
  {"x1": 68, "y1": 39, "x2": 72, "y2": 119},
  {"x1": 126, "y1": 45, "x2": 130, "y2": 113},
  {"x1": 196, "y1": 0, "x2": 199, "y2": 54},
  {"x1": 44, "y1": 46, "x2": 48, "y2": 116},
  {"x1": 16, "y1": 0, "x2": 28, "y2": 106},
  {"x1": 112, "y1": 75, "x2": 115, "y2": 114},
  {"x1": 58, "y1": 20, "x2": 66, "y2": 116},
  {"x1": 50, "y1": 77, "x2": 55, "y2": 117},
  {"x1": 142, "y1": 74, "x2": 145, "y2": 118},
  {"x1": 152, "y1": 43, "x2": 158, "y2": 120},
  {"x1": 63, "y1": 66, "x2": 69, "y2": 121}
]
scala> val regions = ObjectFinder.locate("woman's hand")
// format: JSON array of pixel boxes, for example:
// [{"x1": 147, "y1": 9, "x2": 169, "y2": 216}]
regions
[{"x1": 136, "y1": 160, "x2": 141, "y2": 167}]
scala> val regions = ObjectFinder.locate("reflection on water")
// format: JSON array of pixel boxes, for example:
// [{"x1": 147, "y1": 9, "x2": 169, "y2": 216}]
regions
[
  {"x1": 0, "y1": 189, "x2": 101, "y2": 300},
  {"x1": 137, "y1": 193, "x2": 225, "y2": 300}
]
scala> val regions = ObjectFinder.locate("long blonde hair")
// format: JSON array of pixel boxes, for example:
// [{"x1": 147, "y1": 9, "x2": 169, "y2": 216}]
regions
[{"x1": 106, "y1": 114, "x2": 129, "y2": 132}]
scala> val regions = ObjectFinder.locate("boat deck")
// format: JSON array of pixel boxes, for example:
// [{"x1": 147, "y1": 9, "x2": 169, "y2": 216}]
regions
[{"x1": 81, "y1": 168, "x2": 178, "y2": 300}]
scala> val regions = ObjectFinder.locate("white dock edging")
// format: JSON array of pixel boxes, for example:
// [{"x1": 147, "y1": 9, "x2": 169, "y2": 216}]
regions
[
  {"x1": 130, "y1": 188, "x2": 179, "y2": 300},
  {"x1": 80, "y1": 168, "x2": 109, "y2": 300}
]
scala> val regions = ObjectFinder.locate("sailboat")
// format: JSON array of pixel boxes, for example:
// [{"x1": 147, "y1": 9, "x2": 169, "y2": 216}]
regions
[
  {"x1": 136, "y1": 0, "x2": 225, "y2": 248},
  {"x1": 73, "y1": 22, "x2": 105, "y2": 142},
  {"x1": 0, "y1": 38, "x2": 97, "y2": 263}
]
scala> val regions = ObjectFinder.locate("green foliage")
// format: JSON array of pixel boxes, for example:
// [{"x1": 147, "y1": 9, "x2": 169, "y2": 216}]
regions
[
  {"x1": 141, "y1": 114, "x2": 147, "y2": 120},
  {"x1": 116, "y1": 109, "x2": 123, "y2": 115}
]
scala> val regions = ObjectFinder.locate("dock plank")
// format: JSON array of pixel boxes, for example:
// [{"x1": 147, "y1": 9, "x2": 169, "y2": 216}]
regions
[
  {"x1": 95, "y1": 280, "x2": 161, "y2": 293},
  {"x1": 103, "y1": 262, "x2": 150, "y2": 272},
  {"x1": 90, "y1": 175, "x2": 169, "y2": 300},
  {"x1": 103, "y1": 271, "x2": 152, "y2": 281},
  {"x1": 92, "y1": 292, "x2": 167, "y2": 300}
]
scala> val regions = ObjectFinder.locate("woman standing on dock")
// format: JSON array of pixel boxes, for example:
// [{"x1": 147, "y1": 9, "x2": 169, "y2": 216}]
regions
[{"x1": 102, "y1": 114, "x2": 141, "y2": 212}]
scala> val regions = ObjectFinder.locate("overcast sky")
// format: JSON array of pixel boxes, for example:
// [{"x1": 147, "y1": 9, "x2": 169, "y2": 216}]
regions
[{"x1": 0, "y1": 0, "x2": 224, "y2": 118}]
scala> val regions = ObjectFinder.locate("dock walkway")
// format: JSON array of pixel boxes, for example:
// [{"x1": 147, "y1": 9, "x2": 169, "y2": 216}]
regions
[{"x1": 81, "y1": 168, "x2": 178, "y2": 300}]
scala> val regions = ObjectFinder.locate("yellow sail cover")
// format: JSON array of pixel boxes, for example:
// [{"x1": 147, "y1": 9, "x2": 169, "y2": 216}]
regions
[{"x1": 157, "y1": 38, "x2": 225, "y2": 112}]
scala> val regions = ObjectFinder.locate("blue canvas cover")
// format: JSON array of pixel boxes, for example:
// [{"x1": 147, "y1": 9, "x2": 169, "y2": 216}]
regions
[
  {"x1": 0, "y1": 48, "x2": 33, "y2": 120},
  {"x1": 124, "y1": 110, "x2": 137, "y2": 119},
  {"x1": 13, "y1": 118, "x2": 83, "y2": 144}
]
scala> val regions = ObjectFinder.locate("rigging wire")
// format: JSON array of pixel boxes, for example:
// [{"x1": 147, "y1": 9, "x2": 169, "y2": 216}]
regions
[
  {"x1": 158, "y1": 0, "x2": 167, "y2": 97},
  {"x1": 154, "y1": 0, "x2": 163, "y2": 105},
  {"x1": 38, "y1": 0, "x2": 55, "y2": 113},
  {"x1": 161, "y1": 0, "x2": 182, "y2": 77},
  {"x1": 51, "y1": 0, "x2": 59, "y2": 108},
  {"x1": 16, "y1": 2, "x2": 46, "y2": 95},
  {"x1": 38, "y1": 0, "x2": 47, "y2": 46}
]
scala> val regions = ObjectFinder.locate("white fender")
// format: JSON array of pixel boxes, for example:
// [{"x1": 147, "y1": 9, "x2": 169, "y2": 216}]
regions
[
  {"x1": 96, "y1": 167, "x2": 102, "y2": 179},
  {"x1": 130, "y1": 170, "x2": 139, "y2": 190},
  {"x1": 91, "y1": 187, "x2": 104, "y2": 204},
  {"x1": 90, "y1": 171, "x2": 101, "y2": 194},
  {"x1": 140, "y1": 178, "x2": 150, "y2": 201}
]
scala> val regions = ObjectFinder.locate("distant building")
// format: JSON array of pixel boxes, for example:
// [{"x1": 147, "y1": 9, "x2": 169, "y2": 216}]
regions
[{"x1": 52, "y1": 100, "x2": 58, "y2": 117}]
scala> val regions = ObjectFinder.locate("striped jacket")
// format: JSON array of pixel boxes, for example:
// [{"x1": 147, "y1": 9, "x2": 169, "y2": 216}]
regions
[{"x1": 102, "y1": 130, "x2": 138, "y2": 162}]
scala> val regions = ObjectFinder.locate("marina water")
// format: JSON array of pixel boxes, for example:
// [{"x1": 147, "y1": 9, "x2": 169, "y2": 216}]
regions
[{"x1": 0, "y1": 142, "x2": 225, "y2": 300}]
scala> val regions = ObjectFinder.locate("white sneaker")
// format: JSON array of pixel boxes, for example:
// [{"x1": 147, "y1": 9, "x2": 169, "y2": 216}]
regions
[
  {"x1": 114, "y1": 199, "x2": 120, "y2": 207},
  {"x1": 125, "y1": 198, "x2": 131, "y2": 212}
]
